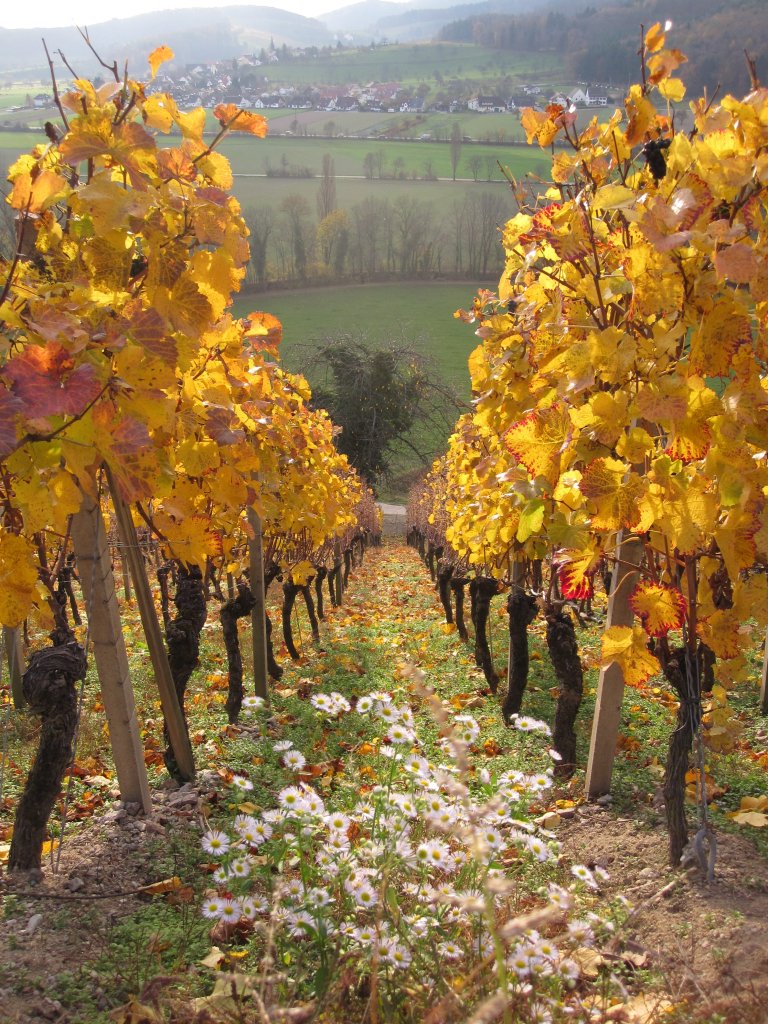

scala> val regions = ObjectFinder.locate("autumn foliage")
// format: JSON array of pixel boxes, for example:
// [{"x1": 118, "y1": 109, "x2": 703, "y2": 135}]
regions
[
  {"x1": 412, "y1": 26, "x2": 768, "y2": 855},
  {"x1": 0, "y1": 46, "x2": 363, "y2": 628}
]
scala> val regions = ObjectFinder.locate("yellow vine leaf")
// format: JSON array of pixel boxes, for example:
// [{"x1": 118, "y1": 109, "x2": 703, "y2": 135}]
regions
[
  {"x1": 580, "y1": 459, "x2": 645, "y2": 531},
  {"x1": 505, "y1": 405, "x2": 572, "y2": 483},
  {"x1": 0, "y1": 532, "x2": 40, "y2": 627},
  {"x1": 601, "y1": 625, "x2": 661, "y2": 687},
  {"x1": 148, "y1": 45, "x2": 174, "y2": 79}
]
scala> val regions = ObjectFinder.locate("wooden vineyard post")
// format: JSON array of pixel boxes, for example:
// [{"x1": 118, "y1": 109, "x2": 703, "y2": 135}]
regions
[
  {"x1": 760, "y1": 627, "x2": 768, "y2": 716},
  {"x1": 4, "y1": 627, "x2": 25, "y2": 710},
  {"x1": 584, "y1": 534, "x2": 644, "y2": 798},
  {"x1": 247, "y1": 507, "x2": 270, "y2": 704},
  {"x1": 106, "y1": 471, "x2": 196, "y2": 782},
  {"x1": 70, "y1": 490, "x2": 152, "y2": 812}
]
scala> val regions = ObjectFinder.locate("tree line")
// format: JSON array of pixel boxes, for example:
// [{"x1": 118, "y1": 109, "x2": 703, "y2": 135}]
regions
[{"x1": 244, "y1": 159, "x2": 511, "y2": 288}]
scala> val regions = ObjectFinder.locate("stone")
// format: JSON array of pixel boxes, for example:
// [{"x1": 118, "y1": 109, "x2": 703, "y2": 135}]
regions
[
  {"x1": 65, "y1": 876, "x2": 85, "y2": 892},
  {"x1": 103, "y1": 809, "x2": 127, "y2": 823},
  {"x1": 36, "y1": 997, "x2": 62, "y2": 1020},
  {"x1": 22, "y1": 913, "x2": 43, "y2": 936}
]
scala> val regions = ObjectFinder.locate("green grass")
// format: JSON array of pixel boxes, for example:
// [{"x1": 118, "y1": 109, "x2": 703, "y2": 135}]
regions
[
  {"x1": 0, "y1": 122, "x2": 549, "y2": 181},
  {"x1": 233, "y1": 281, "x2": 477, "y2": 396},
  {"x1": 253, "y1": 43, "x2": 565, "y2": 89},
  {"x1": 234, "y1": 281, "x2": 482, "y2": 498},
  {"x1": 224, "y1": 134, "x2": 547, "y2": 181}
]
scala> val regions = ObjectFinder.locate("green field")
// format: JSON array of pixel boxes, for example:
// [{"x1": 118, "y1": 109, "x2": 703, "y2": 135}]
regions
[
  {"x1": 233, "y1": 280, "x2": 480, "y2": 497},
  {"x1": 232, "y1": 281, "x2": 478, "y2": 395},
  {"x1": 224, "y1": 134, "x2": 546, "y2": 181},
  {"x1": 0, "y1": 129, "x2": 546, "y2": 179},
  {"x1": 254, "y1": 43, "x2": 564, "y2": 89}
]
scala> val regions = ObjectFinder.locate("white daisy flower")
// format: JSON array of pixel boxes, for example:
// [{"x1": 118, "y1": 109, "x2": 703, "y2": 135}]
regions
[
  {"x1": 201, "y1": 896, "x2": 223, "y2": 919},
  {"x1": 201, "y1": 830, "x2": 230, "y2": 856},
  {"x1": 283, "y1": 750, "x2": 307, "y2": 770},
  {"x1": 382, "y1": 942, "x2": 411, "y2": 968},
  {"x1": 326, "y1": 811, "x2": 351, "y2": 834},
  {"x1": 571, "y1": 864, "x2": 598, "y2": 889},
  {"x1": 229, "y1": 857, "x2": 252, "y2": 879},
  {"x1": 309, "y1": 887, "x2": 331, "y2": 907},
  {"x1": 438, "y1": 940, "x2": 464, "y2": 960},
  {"x1": 242, "y1": 695, "x2": 266, "y2": 710},
  {"x1": 217, "y1": 898, "x2": 241, "y2": 922},
  {"x1": 354, "y1": 885, "x2": 377, "y2": 908},
  {"x1": 525, "y1": 836, "x2": 551, "y2": 862}
]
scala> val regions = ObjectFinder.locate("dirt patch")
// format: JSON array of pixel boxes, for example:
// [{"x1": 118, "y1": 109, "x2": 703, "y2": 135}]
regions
[
  {"x1": 559, "y1": 802, "x2": 768, "y2": 1022},
  {"x1": 0, "y1": 778, "x2": 210, "y2": 1024}
]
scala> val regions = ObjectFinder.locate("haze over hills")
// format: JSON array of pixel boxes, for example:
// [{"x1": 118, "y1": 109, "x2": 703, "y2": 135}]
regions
[
  {"x1": 0, "y1": 6, "x2": 334, "y2": 75},
  {"x1": 0, "y1": 0, "x2": 763, "y2": 94},
  {"x1": 0, "y1": 0, "x2": 594, "y2": 74},
  {"x1": 320, "y1": 0, "x2": 564, "y2": 41}
]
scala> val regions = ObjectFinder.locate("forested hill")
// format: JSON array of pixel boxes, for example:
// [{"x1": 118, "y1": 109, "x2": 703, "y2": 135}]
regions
[{"x1": 438, "y1": 0, "x2": 767, "y2": 98}]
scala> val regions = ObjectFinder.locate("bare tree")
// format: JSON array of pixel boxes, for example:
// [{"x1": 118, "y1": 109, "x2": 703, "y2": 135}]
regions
[
  {"x1": 244, "y1": 205, "x2": 275, "y2": 287},
  {"x1": 316, "y1": 153, "x2": 337, "y2": 220},
  {"x1": 450, "y1": 121, "x2": 462, "y2": 181}
]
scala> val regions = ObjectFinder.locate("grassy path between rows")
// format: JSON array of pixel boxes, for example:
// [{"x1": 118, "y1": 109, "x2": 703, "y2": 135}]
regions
[{"x1": 3, "y1": 540, "x2": 768, "y2": 1023}]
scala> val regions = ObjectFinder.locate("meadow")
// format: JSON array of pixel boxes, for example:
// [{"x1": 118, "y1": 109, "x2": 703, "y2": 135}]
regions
[
  {"x1": 233, "y1": 281, "x2": 479, "y2": 396},
  {"x1": 0, "y1": 125, "x2": 548, "y2": 183},
  {"x1": 226, "y1": 133, "x2": 547, "y2": 180},
  {"x1": 254, "y1": 42, "x2": 564, "y2": 89}
]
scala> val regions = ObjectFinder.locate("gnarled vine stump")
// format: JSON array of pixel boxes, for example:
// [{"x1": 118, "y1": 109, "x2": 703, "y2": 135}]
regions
[
  {"x1": 9, "y1": 641, "x2": 87, "y2": 871},
  {"x1": 470, "y1": 577, "x2": 500, "y2": 693},
  {"x1": 221, "y1": 581, "x2": 256, "y2": 724},
  {"x1": 502, "y1": 590, "x2": 539, "y2": 722},
  {"x1": 164, "y1": 565, "x2": 206, "y2": 780},
  {"x1": 546, "y1": 609, "x2": 584, "y2": 776}
]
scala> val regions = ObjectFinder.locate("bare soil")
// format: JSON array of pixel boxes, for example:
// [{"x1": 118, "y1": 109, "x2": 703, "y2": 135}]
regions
[
  {"x1": 0, "y1": 779, "x2": 208, "y2": 1024},
  {"x1": 560, "y1": 802, "x2": 768, "y2": 1023}
]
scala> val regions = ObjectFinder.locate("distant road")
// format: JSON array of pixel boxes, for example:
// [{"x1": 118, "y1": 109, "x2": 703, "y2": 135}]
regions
[
  {"x1": 233, "y1": 173, "x2": 504, "y2": 184},
  {"x1": 378, "y1": 503, "x2": 406, "y2": 517}
]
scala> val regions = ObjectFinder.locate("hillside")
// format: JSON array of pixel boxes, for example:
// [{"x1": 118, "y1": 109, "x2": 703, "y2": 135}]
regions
[
  {"x1": 438, "y1": 0, "x2": 768, "y2": 97},
  {"x1": 0, "y1": 6, "x2": 333, "y2": 75},
  {"x1": 321, "y1": 0, "x2": 594, "y2": 43}
]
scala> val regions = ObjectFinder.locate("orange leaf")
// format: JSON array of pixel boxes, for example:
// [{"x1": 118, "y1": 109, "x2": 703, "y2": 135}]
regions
[
  {"x1": 140, "y1": 876, "x2": 182, "y2": 895},
  {"x1": 213, "y1": 104, "x2": 268, "y2": 137},
  {"x1": 644, "y1": 22, "x2": 666, "y2": 53},
  {"x1": 243, "y1": 312, "x2": 282, "y2": 357},
  {"x1": 630, "y1": 581, "x2": 687, "y2": 637}
]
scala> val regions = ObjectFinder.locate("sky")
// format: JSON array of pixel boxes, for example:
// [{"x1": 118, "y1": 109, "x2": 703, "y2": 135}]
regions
[{"x1": 0, "y1": 0, "x2": 355, "y2": 31}]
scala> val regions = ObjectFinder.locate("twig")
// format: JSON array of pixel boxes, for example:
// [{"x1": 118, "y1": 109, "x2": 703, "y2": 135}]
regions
[
  {"x1": 42, "y1": 39, "x2": 69, "y2": 132},
  {"x1": 78, "y1": 28, "x2": 120, "y2": 80}
]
